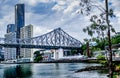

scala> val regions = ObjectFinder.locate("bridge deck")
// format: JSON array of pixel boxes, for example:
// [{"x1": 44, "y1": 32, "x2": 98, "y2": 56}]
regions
[{"x1": 0, "y1": 44, "x2": 81, "y2": 49}]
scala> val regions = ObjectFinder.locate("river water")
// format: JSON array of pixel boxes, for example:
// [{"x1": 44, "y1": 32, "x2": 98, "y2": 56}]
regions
[{"x1": 0, "y1": 63, "x2": 108, "y2": 78}]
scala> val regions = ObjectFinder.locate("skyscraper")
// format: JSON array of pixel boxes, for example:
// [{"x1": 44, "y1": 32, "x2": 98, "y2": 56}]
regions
[
  {"x1": 4, "y1": 24, "x2": 16, "y2": 60},
  {"x1": 0, "y1": 46, "x2": 4, "y2": 60},
  {"x1": 7, "y1": 24, "x2": 15, "y2": 33},
  {"x1": 20, "y1": 24, "x2": 33, "y2": 60},
  {"x1": 4, "y1": 32, "x2": 17, "y2": 60},
  {"x1": 15, "y1": 4, "x2": 25, "y2": 58},
  {"x1": 15, "y1": 4, "x2": 25, "y2": 39}
]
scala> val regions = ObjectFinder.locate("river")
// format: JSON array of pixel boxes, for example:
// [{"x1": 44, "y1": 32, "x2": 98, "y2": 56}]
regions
[{"x1": 0, "y1": 63, "x2": 108, "y2": 78}]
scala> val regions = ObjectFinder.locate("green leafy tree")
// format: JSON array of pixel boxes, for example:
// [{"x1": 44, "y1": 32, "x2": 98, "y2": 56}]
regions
[
  {"x1": 34, "y1": 51, "x2": 40, "y2": 55},
  {"x1": 112, "y1": 35, "x2": 120, "y2": 44},
  {"x1": 79, "y1": 0, "x2": 116, "y2": 77},
  {"x1": 34, "y1": 56, "x2": 43, "y2": 62},
  {"x1": 34, "y1": 51, "x2": 43, "y2": 62},
  {"x1": 71, "y1": 49, "x2": 78, "y2": 55},
  {"x1": 97, "y1": 54, "x2": 105, "y2": 60}
]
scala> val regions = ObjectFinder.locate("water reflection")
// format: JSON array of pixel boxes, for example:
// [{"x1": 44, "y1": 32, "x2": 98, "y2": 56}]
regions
[
  {"x1": 55, "y1": 63, "x2": 59, "y2": 69},
  {"x1": 4, "y1": 64, "x2": 32, "y2": 78},
  {"x1": 0, "y1": 63, "x2": 108, "y2": 78}
]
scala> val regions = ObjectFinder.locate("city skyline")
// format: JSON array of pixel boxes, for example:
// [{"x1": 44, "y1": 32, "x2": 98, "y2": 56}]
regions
[
  {"x1": 0, "y1": 1, "x2": 120, "y2": 78},
  {"x1": 0, "y1": 0, "x2": 120, "y2": 42}
]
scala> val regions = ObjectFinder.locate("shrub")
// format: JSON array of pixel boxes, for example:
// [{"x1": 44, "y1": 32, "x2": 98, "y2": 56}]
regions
[
  {"x1": 34, "y1": 56, "x2": 43, "y2": 62},
  {"x1": 96, "y1": 54, "x2": 105, "y2": 60}
]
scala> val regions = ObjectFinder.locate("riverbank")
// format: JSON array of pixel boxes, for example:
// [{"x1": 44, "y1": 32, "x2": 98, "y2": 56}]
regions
[
  {"x1": 75, "y1": 66, "x2": 108, "y2": 73},
  {"x1": 1, "y1": 58, "x2": 119, "y2": 64},
  {"x1": 0, "y1": 59, "x2": 99, "y2": 64}
]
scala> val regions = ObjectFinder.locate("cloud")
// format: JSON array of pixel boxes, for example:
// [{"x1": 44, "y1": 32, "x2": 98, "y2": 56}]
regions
[
  {"x1": 52, "y1": 0, "x2": 66, "y2": 11},
  {"x1": 21, "y1": 0, "x2": 53, "y2": 6},
  {"x1": 33, "y1": 26, "x2": 52, "y2": 37},
  {"x1": 108, "y1": 0, "x2": 120, "y2": 33},
  {"x1": 30, "y1": 2, "x2": 56, "y2": 15},
  {"x1": 0, "y1": 0, "x2": 120, "y2": 43},
  {"x1": 63, "y1": 1, "x2": 79, "y2": 14},
  {"x1": 52, "y1": 0, "x2": 80, "y2": 14},
  {"x1": 0, "y1": 13, "x2": 14, "y2": 37}
]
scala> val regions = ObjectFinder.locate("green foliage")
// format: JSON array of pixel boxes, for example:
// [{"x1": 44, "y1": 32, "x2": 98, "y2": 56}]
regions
[
  {"x1": 96, "y1": 54, "x2": 108, "y2": 66},
  {"x1": 34, "y1": 51, "x2": 43, "y2": 62},
  {"x1": 34, "y1": 56, "x2": 43, "y2": 62},
  {"x1": 95, "y1": 41, "x2": 105, "y2": 50},
  {"x1": 91, "y1": 47, "x2": 101, "y2": 52},
  {"x1": 112, "y1": 35, "x2": 120, "y2": 44},
  {"x1": 113, "y1": 75, "x2": 117, "y2": 78},
  {"x1": 81, "y1": 44, "x2": 87, "y2": 52},
  {"x1": 71, "y1": 50, "x2": 77, "y2": 55},
  {"x1": 99, "y1": 60, "x2": 107, "y2": 66},
  {"x1": 96, "y1": 54, "x2": 105, "y2": 60},
  {"x1": 34, "y1": 51, "x2": 40, "y2": 55},
  {"x1": 81, "y1": 35, "x2": 120, "y2": 53}
]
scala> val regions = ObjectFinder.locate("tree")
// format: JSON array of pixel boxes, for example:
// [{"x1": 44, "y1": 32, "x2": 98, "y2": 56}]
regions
[
  {"x1": 34, "y1": 51, "x2": 43, "y2": 62},
  {"x1": 112, "y1": 35, "x2": 120, "y2": 44},
  {"x1": 34, "y1": 51, "x2": 40, "y2": 55},
  {"x1": 34, "y1": 56, "x2": 43, "y2": 62},
  {"x1": 79, "y1": 0, "x2": 116, "y2": 77},
  {"x1": 71, "y1": 49, "x2": 78, "y2": 55}
]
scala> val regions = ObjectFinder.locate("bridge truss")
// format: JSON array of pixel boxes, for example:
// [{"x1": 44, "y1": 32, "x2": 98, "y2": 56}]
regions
[{"x1": 0, "y1": 28, "x2": 82, "y2": 49}]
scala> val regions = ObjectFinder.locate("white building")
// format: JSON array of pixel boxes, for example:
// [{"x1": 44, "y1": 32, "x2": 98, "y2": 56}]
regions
[
  {"x1": 39, "y1": 48, "x2": 84, "y2": 61},
  {"x1": 20, "y1": 24, "x2": 33, "y2": 60},
  {"x1": 51, "y1": 48, "x2": 64, "y2": 60},
  {"x1": 38, "y1": 49, "x2": 64, "y2": 61},
  {"x1": 4, "y1": 32, "x2": 17, "y2": 60},
  {"x1": 39, "y1": 48, "x2": 64, "y2": 60}
]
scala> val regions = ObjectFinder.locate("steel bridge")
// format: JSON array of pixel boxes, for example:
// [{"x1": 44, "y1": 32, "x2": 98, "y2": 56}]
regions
[{"x1": 0, "y1": 28, "x2": 82, "y2": 49}]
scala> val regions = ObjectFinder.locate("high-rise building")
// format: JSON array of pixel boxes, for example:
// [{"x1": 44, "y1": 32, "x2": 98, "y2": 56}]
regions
[
  {"x1": 15, "y1": 4, "x2": 25, "y2": 38},
  {"x1": 0, "y1": 46, "x2": 4, "y2": 60},
  {"x1": 4, "y1": 24, "x2": 16, "y2": 60},
  {"x1": 15, "y1": 4, "x2": 25, "y2": 57},
  {"x1": 20, "y1": 24, "x2": 33, "y2": 60},
  {"x1": 4, "y1": 32, "x2": 17, "y2": 60},
  {"x1": 7, "y1": 24, "x2": 15, "y2": 33}
]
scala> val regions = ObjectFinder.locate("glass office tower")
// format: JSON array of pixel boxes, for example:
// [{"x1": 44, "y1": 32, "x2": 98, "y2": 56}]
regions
[
  {"x1": 15, "y1": 4, "x2": 25, "y2": 58},
  {"x1": 15, "y1": 4, "x2": 25, "y2": 38},
  {"x1": 7, "y1": 24, "x2": 15, "y2": 33}
]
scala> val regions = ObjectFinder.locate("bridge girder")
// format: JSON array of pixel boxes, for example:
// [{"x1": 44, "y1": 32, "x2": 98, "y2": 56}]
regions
[{"x1": 0, "y1": 28, "x2": 82, "y2": 49}]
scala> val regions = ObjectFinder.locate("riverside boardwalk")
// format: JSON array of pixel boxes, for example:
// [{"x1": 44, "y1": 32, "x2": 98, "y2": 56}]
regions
[
  {"x1": 0, "y1": 58, "x2": 98, "y2": 64},
  {"x1": 39, "y1": 58, "x2": 100, "y2": 63},
  {"x1": 1, "y1": 58, "x2": 120, "y2": 64}
]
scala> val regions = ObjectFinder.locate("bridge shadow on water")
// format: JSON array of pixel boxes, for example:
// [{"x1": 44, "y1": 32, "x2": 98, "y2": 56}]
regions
[{"x1": 3, "y1": 64, "x2": 32, "y2": 78}]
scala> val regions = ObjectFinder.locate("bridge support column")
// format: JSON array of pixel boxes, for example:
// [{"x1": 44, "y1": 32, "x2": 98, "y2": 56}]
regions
[
  {"x1": 54, "y1": 50, "x2": 59, "y2": 60},
  {"x1": 58, "y1": 48, "x2": 63, "y2": 59},
  {"x1": 53, "y1": 48, "x2": 64, "y2": 60},
  {"x1": 16, "y1": 47, "x2": 20, "y2": 59}
]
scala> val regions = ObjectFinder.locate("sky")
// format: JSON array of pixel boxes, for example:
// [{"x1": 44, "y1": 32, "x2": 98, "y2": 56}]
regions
[{"x1": 0, "y1": 0, "x2": 120, "y2": 42}]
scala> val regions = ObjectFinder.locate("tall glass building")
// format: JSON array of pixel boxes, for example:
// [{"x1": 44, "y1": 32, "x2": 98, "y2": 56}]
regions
[
  {"x1": 7, "y1": 24, "x2": 15, "y2": 33},
  {"x1": 15, "y1": 4, "x2": 25, "y2": 58},
  {"x1": 15, "y1": 4, "x2": 25, "y2": 39}
]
